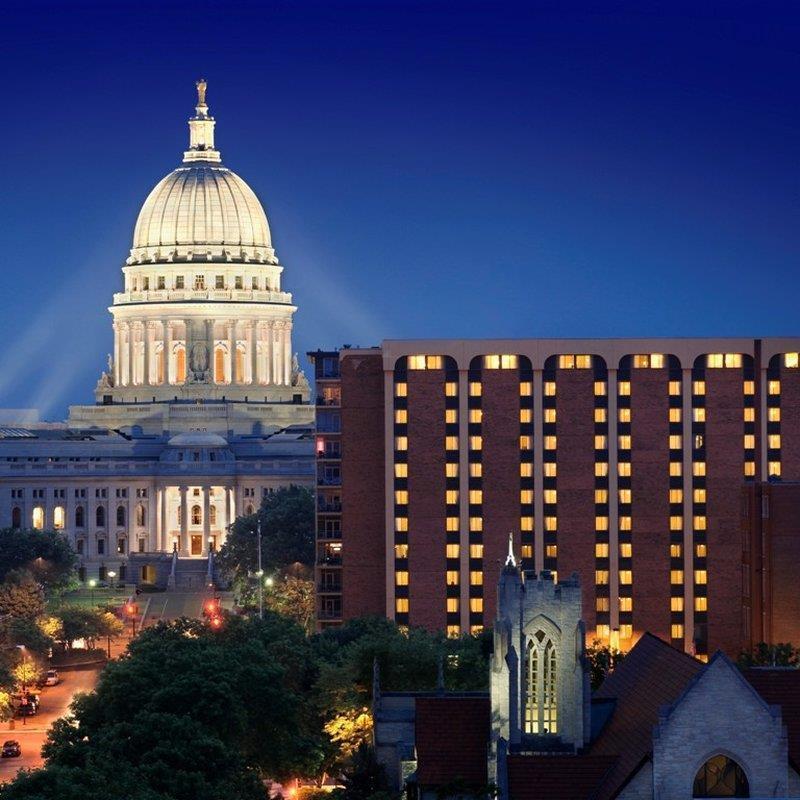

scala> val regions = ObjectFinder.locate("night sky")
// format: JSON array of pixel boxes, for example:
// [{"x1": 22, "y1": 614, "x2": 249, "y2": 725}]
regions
[{"x1": 0, "y1": 1, "x2": 797, "y2": 418}]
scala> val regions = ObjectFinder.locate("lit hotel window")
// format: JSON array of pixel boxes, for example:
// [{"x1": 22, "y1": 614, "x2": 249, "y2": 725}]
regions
[
  {"x1": 744, "y1": 434, "x2": 755, "y2": 449},
  {"x1": 394, "y1": 490, "x2": 408, "y2": 504},
  {"x1": 596, "y1": 624, "x2": 610, "y2": 639},
  {"x1": 619, "y1": 408, "x2": 631, "y2": 423},
  {"x1": 693, "y1": 381, "x2": 705, "y2": 395},
  {"x1": 544, "y1": 436, "x2": 557, "y2": 450},
  {"x1": 595, "y1": 463, "x2": 608, "y2": 477},
  {"x1": 470, "y1": 544, "x2": 483, "y2": 558},
  {"x1": 521, "y1": 516, "x2": 533, "y2": 531},
  {"x1": 395, "y1": 464, "x2": 408, "y2": 478},
  {"x1": 470, "y1": 463, "x2": 482, "y2": 478},
  {"x1": 396, "y1": 598, "x2": 409, "y2": 613},
  {"x1": 394, "y1": 544, "x2": 408, "y2": 558},
  {"x1": 470, "y1": 517, "x2": 483, "y2": 531},
  {"x1": 595, "y1": 489, "x2": 608, "y2": 503},
  {"x1": 619, "y1": 570, "x2": 632, "y2": 585},
  {"x1": 694, "y1": 570, "x2": 707, "y2": 584},
  {"x1": 693, "y1": 516, "x2": 707, "y2": 530},
  {"x1": 395, "y1": 382, "x2": 407, "y2": 397},
  {"x1": 670, "y1": 570, "x2": 684, "y2": 584},
  {"x1": 618, "y1": 381, "x2": 630, "y2": 396},
  {"x1": 395, "y1": 409, "x2": 408, "y2": 423},
  {"x1": 520, "y1": 381, "x2": 532, "y2": 396},
  {"x1": 620, "y1": 543, "x2": 632, "y2": 558},
  {"x1": 594, "y1": 381, "x2": 607, "y2": 396},
  {"x1": 744, "y1": 462, "x2": 755, "y2": 477},
  {"x1": 695, "y1": 597, "x2": 708, "y2": 611},
  {"x1": 395, "y1": 436, "x2": 408, "y2": 450},
  {"x1": 545, "y1": 463, "x2": 557, "y2": 477},
  {"x1": 671, "y1": 624, "x2": 684, "y2": 639},
  {"x1": 395, "y1": 518, "x2": 408, "y2": 531},
  {"x1": 595, "y1": 408, "x2": 607, "y2": 423},
  {"x1": 469, "y1": 409, "x2": 482, "y2": 423},
  {"x1": 470, "y1": 598, "x2": 484, "y2": 613},
  {"x1": 446, "y1": 517, "x2": 459, "y2": 531},
  {"x1": 669, "y1": 435, "x2": 682, "y2": 450},
  {"x1": 670, "y1": 597, "x2": 684, "y2": 612},
  {"x1": 707, "y1": 353, "x2": 742, "y2": 368},
  {"x1": 670, "y1": 516, "x2": 682, "y2": 531},
  {"x1": 618, "y1": 435, "x2": 631, "y2": 450},
  {"x1": 669, "y1": 489, "x2": 683, "y2": 503},
  {"x1": 520, "y1": 435, "x2": 532, "y2": 449},
  {"x1": 521, "y1": 490, "x2": 534, "y2": 504},
  {"x1": 447, "y1": 490, "x2": 459, "y2": 504},
  {"x1": 445, "y1": 382, "x2": 457, "y2": 396},
  {"x1": 395, "y1": 571, "x2": 409, "y2": 586},
  {"x1": 446, "y1": 544, "x2": 459, "y2": 558},
  {"x1": 768, "y1": 434, "x2": 781, "y2": 449},
  {"x1": 669, "y1": 380, "x2": 681, "y2": 396},
  {"x1": 484, "y1": 354, "x2": 518, "y2": 369},
  {"x1": 468, "y1": 490, "x2": 482, "y2": 504},
  {"x1": 670, "y1": 544, "x2": 682, "y2": 558},
  {"x1": 769, "y1": 462, "x2": 781, "y2": 477},
  {"x1": 545, "y1": 544, "x2": 557, "y2": 558},
  {"x1": 618, "y1": 462, "x2": 631, "y2": 477},
  {"x1": 693, "y1": 462, "x2": 706, "y2": 476},
  {"x1": 544, "y1": 381, "x2": 556, "y2": 396},
  {"x1": 744, "y1": 380, "x2": 756, "y2": 394},
  {"x1": 743, "y1": 407, "x2": 755, "y2": 422},
  {"x1": 409, "y1": 354, "x2": 443, "y2": 370},
  {"x1": 520, "y1": 408, "x2": 532, "y2": 423},
  {"x1": 545, "y1": 516, "x2": 557, "y2": 531},
  {"x1": 669, "y1": 462, "x2": 682, "y2": 477},
  {"x1": 445, "y1": 409, "x2": 457, "y2": 424},
  {"x1": 543, "y1": 489, "x2": 558, "y2": 504},
  {"x1": 445, "y1": 436, "x2": 458, "y2": 450},
  {"x1": 595, "y1": 570, "x2": 609, "y2": 585},
  {"x1": 619, "y1": 597, "x2": 633, "y2": 612},
  {"x1": 785, "y1": 353, "x2": 799, "y2": 368},
  {"x1": 520, "y1": 463, "x2": 533, "y2": 477},
  {"x1": 669, "y1": 408, "x2": 682, "y2": 423},
  {"x1": 470, "y1": 625, "x2": 484, "y2": 635},
  {"x1": 469, "y1": 382, "x2": 482, "y2": 396},
  {"x1": 618, "y1": 489, "x2": 631, "y2": 504},
  {"x1": 596, "y1": 598, "x2": 610, "y2": 612},
  {"x1": 633, "y1": 353, "x2": 664, "y2": 368},
  {"x1": 544, "y1": 408, "x2": 557, "y2": 423},
  {"x1": 469, "y1": 571, "x2": 483, "y2": 585},
  {"x1": 693, "y1": 489, "x2": 706, "y2": 503},
  {"x1": 595, "y1": 543, "x2": 609, "y2": 558},
  {"x1": 768, "y1": 407, "x2": 780, "y2": 422},
  {"x1": 447, "y1": 598, "x2": 459, "y2": 613},
  {"x1": 695, "y1": 544, "x2": 707, "y2": 557},
  {"x1": 619, "y1": 516, "x2": 632, "y2": 530},
  {"x1": 447, "y1": 571, "x2": 460, "y2": 585},
  {"x1": 445, "y1": 463, "x2": 458, "y2": 478},
  {"x1": 595, "y1": 435, "x2": 607, "y2": 449}
]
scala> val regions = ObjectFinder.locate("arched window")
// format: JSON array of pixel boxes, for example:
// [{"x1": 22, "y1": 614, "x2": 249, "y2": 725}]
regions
[
  {"x1": 53, "y1": 506, "x2": 65, "y2": 530},
  {"x1": 245, "y1": 504, "x2": 254, "y2": 516},
  {"x1": 209, "y1": 506, "x2": 217, "y2": 525},
  {"x1": 215, "y1": 347, "x2": 226, "y2": 384},
  {"x1": 96, "y1": 506, "x2": 106, "y2": 528},
  {"x1": 235, "y1": 346, "x2": 245, "y2": 383},
  {"x1": 175, "y1": 346, "x2": 187, "y2": 384},
  {"x1": 693, "y1": 756, "x2": 749, "y2": 798},
  {"x1": 135, "y1": 504, "x2": 146, "y2": 527},
  {"x1": 191, "y1": 505, "x2": 202, "y2": 525},
  {"x1": 75, "y1": 505, "x2": 85, "y2": 528},
  {"x1": 524, "y1": 631, "x2": 558, "y2": 735},
  {"x1": 11, "y1": 506, "x2": 21, "y2": 529},
  {"x1": 116, "y1": 505, "x2": 126, "y2": 527},
  {"x1": 32, "y1": 506, "x2": 44, "y2": 530}
]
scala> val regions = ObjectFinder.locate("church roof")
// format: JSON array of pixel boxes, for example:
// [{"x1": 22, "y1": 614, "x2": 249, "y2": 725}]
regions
[
  {"x1": 507, "y1": 754, "x2": 617, "y2": 800},
  {"x1": 745, "y1": 668, "x2": 800, "y2": 770},
  {"x1": 414, "y1": 696, "x2": 490, "y2": 787}
]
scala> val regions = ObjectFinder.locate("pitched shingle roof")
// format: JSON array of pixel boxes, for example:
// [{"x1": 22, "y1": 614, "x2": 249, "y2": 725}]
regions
[
  {"x1": 507, "y1": 754, "x2": 617, "y2": 800},
  {"x1": 415, "y1": 697, "x2": 490, "y2": 787},
  {"x1": 744, "y1": 668, "x2": 800, "y2": 770}
]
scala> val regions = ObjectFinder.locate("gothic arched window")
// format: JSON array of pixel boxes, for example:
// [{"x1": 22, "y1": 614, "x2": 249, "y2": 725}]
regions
[
  {"x1": 215, "y1": 347, "x2": 226, "y2": 384},
  {"x1": 96, "y1": 506, "x2": 106, "y2": 528},
  {"x1": 524, "y1": 631, "x2": 558, "y2": 735},
  {"x1": 32, "y1": 506, "x2": 44, "y2": 530},
  {"x1": 191, "y1": 505, "x2": 202, "y2": 525},
  {"x1": 116, "y1": 505, "x2": 126, "y2": 527},
  {"x1": 75, "y1": 505, "x2": 85, "y2": 528},
  {"x1": 209, "y1": 505, "x2": 217, "y2": 526},
  {"x1": 175, "y1": 347, "x2": 187, "y2": 384},
  {"x1": 11, "y1": 506, "x2": 21, "y2": 529},
  {"x1": 693, "y1": 755, "x2": 749, "y2": 798}
]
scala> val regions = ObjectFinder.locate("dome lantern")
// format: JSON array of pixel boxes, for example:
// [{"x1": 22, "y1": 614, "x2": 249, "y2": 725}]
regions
[{"x1": 184, "y1": 78, "x2": 221, "y2": 164}]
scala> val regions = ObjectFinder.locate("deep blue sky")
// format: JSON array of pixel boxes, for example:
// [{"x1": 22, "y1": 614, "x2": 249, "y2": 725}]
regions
[{"x1": 0, "y1": 1, "x2": 797, "y2": 418}]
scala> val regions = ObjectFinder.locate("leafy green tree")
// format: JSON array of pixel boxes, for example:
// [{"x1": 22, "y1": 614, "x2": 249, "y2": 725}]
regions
[
  {"x1": 0, "y1": 528, "x2": 77, "y2": 593},
  {"x1": 334, "y1": 744, "x2": 390, "y2": 800},
  {"x1": 265, "y1": 574, "x2": 316, "y2": 634},
  {"x1": 217, "y1": 486, "x2": 315, "y2": 584},
  {"x1": 0, "y1": 572, "x2": 46, "y2": 620},
  {"x1": 1, "y1": 614, "x2": 326, "y2": 800},
  {"x1": 738, "y1": 642, "x2": 799, "y2": 668},
  {"x1": 55, "y1": 607, "x2": 123, "y2": 651},
  {"x1": 2, "y1": 616, "x2": 54, "y2": 658}
]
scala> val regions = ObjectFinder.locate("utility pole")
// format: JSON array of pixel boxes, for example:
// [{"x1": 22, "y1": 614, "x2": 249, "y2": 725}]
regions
[{"x1": 257, "y1": 517, "x2": 264, "y2": 620}]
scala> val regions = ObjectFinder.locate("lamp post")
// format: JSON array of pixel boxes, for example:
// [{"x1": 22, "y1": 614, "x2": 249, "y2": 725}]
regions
[
  {"x1": 89, "y1": 578, "x2": 97, "y2": 606},
  {"x1": 107, "y1": 570, "x2": 117, "y2": 591}
]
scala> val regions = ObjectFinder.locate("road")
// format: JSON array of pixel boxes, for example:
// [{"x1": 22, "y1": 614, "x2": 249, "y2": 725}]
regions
[{"x1": 0, "y1": 667, "x2": 101, "y2": 784}]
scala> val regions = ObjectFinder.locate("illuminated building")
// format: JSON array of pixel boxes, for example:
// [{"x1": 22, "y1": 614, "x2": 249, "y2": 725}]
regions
[
  {"x1": 323, "y1": 339, "x2": 800, "y2": 657},
  {"x1": 0, "y1": 82, "x2": 313, "y2": 585}
]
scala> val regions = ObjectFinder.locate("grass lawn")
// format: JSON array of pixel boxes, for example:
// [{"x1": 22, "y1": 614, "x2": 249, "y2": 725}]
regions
[{"x1": 49, "y1": 587, "x2": 132, "y2": 612}]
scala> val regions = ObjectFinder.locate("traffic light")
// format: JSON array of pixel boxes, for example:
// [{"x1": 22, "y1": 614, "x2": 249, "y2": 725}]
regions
[
  {"x1": 125, "y1": 602, "x2": 138, "y2": 617},
  {"x1": 209, "y1": 615, "x2": 223, "y2": 630},
  {"x1": 203, "y1": 597, "x2": 221, "y2": 617}
]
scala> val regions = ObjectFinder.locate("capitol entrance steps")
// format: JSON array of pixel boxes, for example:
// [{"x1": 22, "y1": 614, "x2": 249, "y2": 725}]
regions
[{"x1": 172, "y1": 557, "x2": 214, "y2": 591}]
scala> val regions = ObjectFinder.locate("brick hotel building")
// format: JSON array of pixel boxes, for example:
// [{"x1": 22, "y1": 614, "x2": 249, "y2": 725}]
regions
[{"x1": 310, "y1": 339, "x2": 800, "y2": 659}]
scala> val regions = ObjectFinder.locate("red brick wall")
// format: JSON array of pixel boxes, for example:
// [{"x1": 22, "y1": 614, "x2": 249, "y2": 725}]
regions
[
  {"x1": 341, "y1": 353, "x2": 386, "y2": 619},
  {"x1": 555, "y1": 369, "x2": 598, "y2": 635},
  {"x1": 629, "y1": 368, "x2": 672, "y2": 641},
  {"x1": 780, "y1": 366, "x2": 800, "y2": 480},
  {"x1": 481, "y1": 369, "x2": 522, "y2": 621},
  {"x1": 767, "y1": 484, "x2": 800, "y2": 645},
  {"x1": 704, "y1": 368, "x2": 745, "y2": 654},
  {"x1": 407, "y1": 369, "x2": 447, "y2": 630}
]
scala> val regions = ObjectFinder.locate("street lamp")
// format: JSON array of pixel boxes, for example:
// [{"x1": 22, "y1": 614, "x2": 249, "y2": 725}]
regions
[
  {"x1": 89, "y1": 578, "x2": 97, "y2": 606},
  {"x1": 107, "y1": 570, "x2": 117, "y2": 590},
  {"x1": 256, "y1": 518, "x2": 263, "y2": 620},
  {"x1": 265, "y1": 576, "x2": 274, "y2": 588}
]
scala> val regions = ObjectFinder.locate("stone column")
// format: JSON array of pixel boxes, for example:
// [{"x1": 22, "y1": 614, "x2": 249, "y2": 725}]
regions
[
  {"x1": 225, "y1": 487, "x2": 232, "y2": 530},
  {"x1": 227, "y1": 321, "x2": 235, "y2": 384},
  {"x1": 244, "y1": 322, "x2": 258, "y2": 384},
  {"x1": 206, "y1": 320, "x2": 215, "y2": 383},
  {"x1": 112, "y1": 322, "x2": 121, "y2": 386},
  {"x1": 284, "y1": 324, "x2": 292, "y2": 386},
  {"x1": 144, "y1": 322, "x2": 153, "y2": 386},
  {"x1": 164, "y1": 321, "x2": 173, "y2": 385},
  {"x1": 264, "y1": 323, "x2": 272, "y2": 385},
  {"x1": 122, "y1": 322, "x2": 131, "y2": 386},
  {"x1": 179, "y1": 486, "x2": 188, "y2": 556},
  {"x1": 128, "y1": 322, "x2": 137, "y2": 385},
  {"x1": 203, "y1": 486, "x2": 211, "y2": 555},
  {"x1": 273, "y1": 322, "x2": 282, "y2": 385}
]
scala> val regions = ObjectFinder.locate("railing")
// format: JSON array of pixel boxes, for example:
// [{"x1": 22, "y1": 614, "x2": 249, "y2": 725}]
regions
[
  {"x1": 317, "y1": 530, "x2": 342, "y2": 540},
  {"x1": 317, "y1": 609, "x2": 342, "y2": 620},
  {"x1": 113, "y1": 288, "x2": 292, "y2": 305},
  {"x1": 315, "y1": 397, "x2": 341, "y2": 407},
  {"x1": 317, "y1": 555, "x2": 342, "y2": 566},
  {"x1": 318, "y1": 583, "x2": 342, "y2": 593},
  {"x1": 317, "y1": 476, "x2": 342, "y2": 486},
  {"x1": 317, "y1": 501, "x2": 342, "y2": 513}
]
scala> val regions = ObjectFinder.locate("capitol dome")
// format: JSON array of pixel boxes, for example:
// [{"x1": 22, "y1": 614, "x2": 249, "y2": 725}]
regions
[{"x1": 127, "y1": 80, "x2": 276, "y2": 266}]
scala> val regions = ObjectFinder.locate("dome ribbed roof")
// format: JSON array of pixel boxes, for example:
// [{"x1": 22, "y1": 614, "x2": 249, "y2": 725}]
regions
[{"x1": 133, "y1": 164, "x2": 271, "y2": 251}]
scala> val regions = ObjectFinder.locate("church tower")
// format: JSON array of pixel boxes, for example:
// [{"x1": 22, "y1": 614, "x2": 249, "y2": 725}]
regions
[{"x1": 489, "y1": 538, "x2": 591, "y2": 786}]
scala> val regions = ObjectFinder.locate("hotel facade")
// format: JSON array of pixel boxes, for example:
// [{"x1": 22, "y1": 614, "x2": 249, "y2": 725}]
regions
[{"x1": 315, "y1": 338, "x2": 800, "y2": 658}]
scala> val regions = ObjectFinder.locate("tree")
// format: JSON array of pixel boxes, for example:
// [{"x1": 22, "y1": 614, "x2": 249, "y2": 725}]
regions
[
  {"x1": 335, "y1": 744, "x2": 390, "y2": 800},
  {"x1": 2, "y1": 616, "x2": 54, "y2": 659},
  {"x1": 1, "y1": 614, "x2": 326, "y2": 800},
  {"x1": 54, "y1": 607, "x2": 122, "y2": 651},
  {"x1": 585, "y1": 639, "x2": 626, "y2": 690},
  {"x1": 217, "y1": 486, "x2": 315, "y2": 584},
  {"x1": 13, "y1": 660, "x2": 41, "y2": 690},
  {"x1": 738, "y1": 642, "x2": 799, "y2": 668},
  {"x1": 265, "y1": 575, "x2": 316, "y2": 634},
  {"x1": 0, "y1": 572, "x2": 45, "y2": 620},
  {"x1": 0, "y1": 528, "x2": 77, "y2": 594}
]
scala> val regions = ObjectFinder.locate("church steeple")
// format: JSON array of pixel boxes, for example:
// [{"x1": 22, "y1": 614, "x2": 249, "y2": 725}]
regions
[{"x1": 184, "y1": 78, "x2": 221, "y2": 163}]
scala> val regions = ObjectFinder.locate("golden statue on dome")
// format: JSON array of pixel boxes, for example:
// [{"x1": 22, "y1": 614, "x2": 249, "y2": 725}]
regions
[{"x1": 196, "y1": 78, "x2": 207, "y2": 107}]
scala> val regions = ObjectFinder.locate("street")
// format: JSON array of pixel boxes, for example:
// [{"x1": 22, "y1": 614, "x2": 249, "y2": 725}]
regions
[{"x1": 0, "y1": 667, "x2": 101, "y2": 784}]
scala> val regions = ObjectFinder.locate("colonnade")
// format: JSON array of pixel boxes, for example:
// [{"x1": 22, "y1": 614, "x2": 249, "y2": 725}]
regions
[
  {"x1": 112, "y1": 318, "x2": 293, "y2": 388},
  {"x1": 156, "y1": 484, "x2": 236, "y2": 557}
]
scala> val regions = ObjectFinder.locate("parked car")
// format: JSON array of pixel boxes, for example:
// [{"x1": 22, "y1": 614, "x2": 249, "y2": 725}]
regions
[
  {"x1": 14, "y1": 704, "x2": 35, "y2": 718},
  {"x1": 44, "y1": 669, "x2": 60, "y2": 686},
  {"x1": 1, "y1": 741, "x2": 21, "y2": 758}
]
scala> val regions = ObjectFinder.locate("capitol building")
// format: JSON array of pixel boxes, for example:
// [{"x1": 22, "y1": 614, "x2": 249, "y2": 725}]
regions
[{"x1": 0, "y1": 82, "x2": 314, "y2": 586}]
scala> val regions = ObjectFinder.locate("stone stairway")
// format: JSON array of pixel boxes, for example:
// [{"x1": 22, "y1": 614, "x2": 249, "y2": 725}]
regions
[{"x1": 173, "y1": 558, "x2": 213, "y2": 590}]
